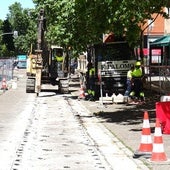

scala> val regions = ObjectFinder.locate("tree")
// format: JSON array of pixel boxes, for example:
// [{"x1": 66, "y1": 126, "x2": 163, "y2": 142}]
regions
[
  {"x1": 0, "y1": 2, "x2": 37, "y2": 57},
  {"x1": 33, "y1": 0, "x2": 110, "y2": 52},
  {"x1": 109, "y1": 0, "x2": 170, "y2": 60},
  {"x1": 7, "y1": 2, "x2": 37, "y2": 54},
  {"x1": 0, "y1": 20, "x2": 6, "y2": 57},
  {"x1": 1, "y1": 19, "x2": 15, "y2": 56},
  {"x1": 33, "y1": 0, "x2": 170, "y2": 56}
]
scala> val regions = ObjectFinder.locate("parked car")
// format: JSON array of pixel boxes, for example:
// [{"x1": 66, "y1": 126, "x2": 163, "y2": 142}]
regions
[{"x1": 17, "y1": 61, "x2": 27, "y2": 69}]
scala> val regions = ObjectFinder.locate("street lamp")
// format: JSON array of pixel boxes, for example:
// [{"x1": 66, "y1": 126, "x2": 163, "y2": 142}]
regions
[
  {"x1": 13, "y1": 31, "x2": 18, "y2": 38},
  {"x1": 0, "y1": 31, "x2": 18, "y2": 38}
]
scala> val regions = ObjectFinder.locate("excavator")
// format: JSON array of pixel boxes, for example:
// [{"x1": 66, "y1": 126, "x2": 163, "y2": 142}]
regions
[{"x1": 26, "y1": 9, "x2": 69, "y2": 96}]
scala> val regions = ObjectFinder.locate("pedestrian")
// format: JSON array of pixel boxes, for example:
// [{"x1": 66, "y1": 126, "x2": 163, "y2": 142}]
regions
[
  {"x1": 124, "y1": 65, "x2": 134, "y2": 97},
  {"x1": 129, "y1": 61, "x2": 145, "y2": 102}
]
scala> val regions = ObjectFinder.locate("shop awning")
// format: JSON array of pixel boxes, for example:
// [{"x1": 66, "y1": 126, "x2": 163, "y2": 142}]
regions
[{"x1": 150, "y1": 35, "x2": 170, "y2": 47}]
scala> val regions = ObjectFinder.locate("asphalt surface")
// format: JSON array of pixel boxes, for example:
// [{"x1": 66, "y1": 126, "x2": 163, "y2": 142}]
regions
[
  {"x1": 0, "y1": 69, "x2": 148, "y2": 170},
  {"x1": 1, "y1": 69, "x2": 170, "y2": 169}
]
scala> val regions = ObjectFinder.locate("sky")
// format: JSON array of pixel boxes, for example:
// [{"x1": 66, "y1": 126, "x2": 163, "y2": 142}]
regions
[{"x1": 0, "y1": 0, "x2": 35, "y2": 20}]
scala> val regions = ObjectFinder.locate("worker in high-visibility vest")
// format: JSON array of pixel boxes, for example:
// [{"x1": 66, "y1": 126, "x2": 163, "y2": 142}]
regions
[
  {"x1": 129, "y1": 61, "x2": 145, "y2": 101},
  {"x1": 87, "y1": 62, "x2": 95, "y2": 101},
  {"x1": 55, "y1": 52, "x2": 64, "y2": 62},
  {"x1": 54, "y1": 52, "x2": 64, "y2": 72}
]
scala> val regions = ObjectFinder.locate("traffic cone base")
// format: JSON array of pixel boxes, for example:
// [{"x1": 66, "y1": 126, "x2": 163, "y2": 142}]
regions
[
  {"x1": 151, "y1": 152, "x2": 167, "y2": 162},
  {"x1": 133, "y1": 111, "x2": 152, "y2": 158}
]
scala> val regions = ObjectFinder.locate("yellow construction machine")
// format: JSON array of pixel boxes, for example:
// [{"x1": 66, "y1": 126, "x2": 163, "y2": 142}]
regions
[{"x1": 26, "y1": 9, "x2": 69, "y2": 96}]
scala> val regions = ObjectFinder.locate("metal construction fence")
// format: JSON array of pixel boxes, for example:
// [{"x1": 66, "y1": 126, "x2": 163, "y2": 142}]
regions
[
  {"x1": 143, "y1": 65, "x2": 170, "y2": 94},
  {"x1": 0, "y1": 58, "x2": 14, "y2": 82}
]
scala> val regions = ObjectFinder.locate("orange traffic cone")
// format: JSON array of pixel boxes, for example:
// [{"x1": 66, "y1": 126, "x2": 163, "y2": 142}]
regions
[
  {"x1": 133, "y1": 111, "x2": 152, "y2": 158},
  {"x1": 1, "y1": 77, "x2": 8, "y2": 90},
  {"x1": 150, "y1": 118, "x2": 167, "y2": 162},
  {"x1": 78, "y1": 84, "x2": 85, "y2": 99}
]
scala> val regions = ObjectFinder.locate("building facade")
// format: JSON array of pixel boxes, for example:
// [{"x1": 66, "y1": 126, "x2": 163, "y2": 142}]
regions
[
  {"x1": 143, "y1": 7, "x2": 170, "y2": 49},
  {"x1": 140, "y1": 8, "x2": 170, "y2": 74}
]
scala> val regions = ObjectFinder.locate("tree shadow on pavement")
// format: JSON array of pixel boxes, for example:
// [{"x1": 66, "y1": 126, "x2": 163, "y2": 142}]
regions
[{"x1": 93, "y1": 89, "x2": 160, "y2": 133}]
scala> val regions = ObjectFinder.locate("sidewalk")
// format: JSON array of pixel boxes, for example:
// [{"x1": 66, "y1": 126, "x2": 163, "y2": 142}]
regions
[
  {"x1": 70, "y1": 74, "x2": 170, "y2": 170},
  {"x1": 71, "y1": 99, "x2": 150, "y2": 170}
]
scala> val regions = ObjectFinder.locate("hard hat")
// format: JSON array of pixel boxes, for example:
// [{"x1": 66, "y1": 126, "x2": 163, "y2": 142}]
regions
[{"x1": 135, "y1": 61, "x2": 141, "y2": 66}]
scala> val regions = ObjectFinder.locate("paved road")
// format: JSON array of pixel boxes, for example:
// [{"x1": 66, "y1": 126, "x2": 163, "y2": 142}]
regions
[
  {"x1": 0, "y1": 69, "x2": 35, "y2": 169},
  {"x1": 2, "y1": 69, "x2": 170, "y2": 169},
  {"x1": 0, "y1": 69, "x2": 149, "y2": 169}
]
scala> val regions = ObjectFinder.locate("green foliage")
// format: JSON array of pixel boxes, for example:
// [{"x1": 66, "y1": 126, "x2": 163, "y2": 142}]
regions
[
  {"x1": 0, "y1": 0, "x2": 169, "y2": 57},
  {"x1": 8, "y1": 2, "x2": 37, "y2": 54},
  {"x1": 2, "y1": 19, "x2": 15, "y2": 53},
  {"x1": 0, "y1": 2, "x2": 36, "y2": 57},
  {"x1": 33, "y1": 0, "x2": 170, "y2": 54}
]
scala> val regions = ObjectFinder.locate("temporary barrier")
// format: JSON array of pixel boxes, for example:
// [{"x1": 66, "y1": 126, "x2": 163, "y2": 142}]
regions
[
  {"x1": 0, "y1": 59, "x2": 13, "y2": 81},
  {"x1": 1, "y1": 77, "x2": 8, "y2": 90},
  {"x1": 150, "y1": 118, "x2": 167, "y2": 162},
  {"x1": 133, "y1": 111, "x2": 152, "y2": 158},
  {"x1": 156, "y1": 102, "x2": 170, "y2": 134}
]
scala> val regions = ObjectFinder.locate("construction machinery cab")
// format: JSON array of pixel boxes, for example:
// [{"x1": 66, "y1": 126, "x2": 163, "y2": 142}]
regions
[{"x1": 49, "y1": 45, "x2": 64, "y2": 79}]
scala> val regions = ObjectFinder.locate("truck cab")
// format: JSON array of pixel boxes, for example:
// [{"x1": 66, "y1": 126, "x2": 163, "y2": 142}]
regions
[{"x1": 86, "y1": 41, "x2": 136, "y2": 98}]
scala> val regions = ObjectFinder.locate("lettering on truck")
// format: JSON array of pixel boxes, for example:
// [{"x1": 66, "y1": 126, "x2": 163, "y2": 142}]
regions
[{"x1": 98, "y1": 60, "x2": 136, "y2": 77}]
